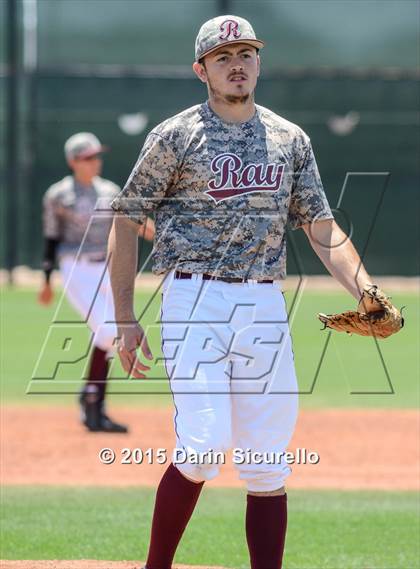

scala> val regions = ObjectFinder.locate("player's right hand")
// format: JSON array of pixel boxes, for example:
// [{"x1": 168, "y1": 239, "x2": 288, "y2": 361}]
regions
[
  {"x1": 38, "y1": 284, "x2": 54, "y2": 305},
  {"x1": 116, "y1": 322, "x2": 153, "y2": 379}
]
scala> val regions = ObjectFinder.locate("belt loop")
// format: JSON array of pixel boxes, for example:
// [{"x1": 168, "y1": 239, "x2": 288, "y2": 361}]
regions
[{"x1": 162, "y1": 269, "x2": 175, "y2": 293}]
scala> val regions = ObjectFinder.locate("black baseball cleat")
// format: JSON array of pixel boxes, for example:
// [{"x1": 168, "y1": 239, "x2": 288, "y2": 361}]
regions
[
  {"x1": 99, "y1": 413, "x2": 129, "y2": 433},
  {"x1": 79, "y1": 389, "x2": 129, "y2": 433}
]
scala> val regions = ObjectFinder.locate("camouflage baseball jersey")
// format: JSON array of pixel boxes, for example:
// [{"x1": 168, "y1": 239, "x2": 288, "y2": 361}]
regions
[
  {"x1": 111, "y1": 102, "x2": 334, "y2": 279},
  {"x1": 43, "y1": 176, "x2": 119, "y2": 259}
]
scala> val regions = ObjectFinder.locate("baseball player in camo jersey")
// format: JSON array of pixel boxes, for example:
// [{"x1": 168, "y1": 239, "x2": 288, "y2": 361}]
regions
[
  {"x1": 108, "y1": 15, "x2": 379, "y2": 569},
  {"x1": 39, "y1": 132, "x2": 154, "y2": 433}
]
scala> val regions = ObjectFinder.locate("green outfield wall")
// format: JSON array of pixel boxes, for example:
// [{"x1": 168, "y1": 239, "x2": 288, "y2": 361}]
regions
[{"x1": 1, "y1": 0, "x2": 418, "y2": 275}]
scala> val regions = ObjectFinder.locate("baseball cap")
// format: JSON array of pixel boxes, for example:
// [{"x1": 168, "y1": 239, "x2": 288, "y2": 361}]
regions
[
  {"x1": 195, "y1": 15, "x2": 264, "y2": 62},
  {"x1": 64, "y1": 132, "x2": 108, "y2": 160}
]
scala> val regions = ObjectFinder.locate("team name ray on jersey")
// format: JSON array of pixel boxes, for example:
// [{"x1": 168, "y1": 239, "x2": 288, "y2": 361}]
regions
[{"x1": 205, "y1": 152, "x2": 285, "y2": 203}]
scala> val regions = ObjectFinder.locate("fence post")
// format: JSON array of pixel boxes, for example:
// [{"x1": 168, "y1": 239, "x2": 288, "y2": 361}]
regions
[{"x1": 5, "y1": 0, "x2": 19, "y2": 282}]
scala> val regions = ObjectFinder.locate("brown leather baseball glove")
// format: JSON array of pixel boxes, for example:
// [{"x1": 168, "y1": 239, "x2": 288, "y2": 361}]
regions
[{"x1": 318, "y1": 284, "x2": 404, "y2": 339}]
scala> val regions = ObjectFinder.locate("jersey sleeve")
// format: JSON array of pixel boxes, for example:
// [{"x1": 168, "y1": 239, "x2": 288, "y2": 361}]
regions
[
  {"x1": 42, "y1": 188, "x2": 61, "y2": 239},
  {"x1": 288, "y1": 135, "x2": 334, "y2": 230},
  {"x1": 111, "y1": 133, "x2": 178, "y2": 225}
]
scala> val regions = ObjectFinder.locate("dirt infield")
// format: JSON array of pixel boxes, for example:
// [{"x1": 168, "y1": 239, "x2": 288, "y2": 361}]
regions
[
  {"x1": 0, "y1": 562, "x2": 227, "y2": 569},
  {"x1": 2, "y1": 406, "x2": 418, "y2": 490}
]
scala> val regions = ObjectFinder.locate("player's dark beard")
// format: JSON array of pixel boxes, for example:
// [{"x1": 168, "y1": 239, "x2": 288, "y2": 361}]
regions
[
  {"x1": 208, "y1": 78, "x2": 253, "y2": 105},
  {"x1": 225, "y1": 93, "x2": 250, "y2": 104}
]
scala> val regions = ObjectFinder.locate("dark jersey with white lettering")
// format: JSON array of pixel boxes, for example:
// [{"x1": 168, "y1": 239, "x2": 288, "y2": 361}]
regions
[{"x1": 111, "y1": 101, "x2": 333, "y2": 279}]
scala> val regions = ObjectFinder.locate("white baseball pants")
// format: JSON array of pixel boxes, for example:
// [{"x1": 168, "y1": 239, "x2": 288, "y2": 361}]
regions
[
  {"x1": 59, "y1": 256, "x2": 117, "y2": 353},
  {"x1": 161, "y1": 271, "x2": 299, "y2": 492}
]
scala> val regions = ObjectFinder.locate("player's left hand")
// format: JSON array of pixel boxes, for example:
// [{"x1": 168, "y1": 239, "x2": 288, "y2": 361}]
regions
[{"x1": 318, "y1": 284, "x2": 404, "y2": 339}]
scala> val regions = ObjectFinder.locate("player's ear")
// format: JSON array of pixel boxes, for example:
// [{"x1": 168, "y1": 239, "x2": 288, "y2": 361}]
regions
[
  {"x1": 256, "y1": 53, "x2": 261, "y2": 78},
  {"x1": 193, "y1": 61, "x2": 207, "y2": 83},
  {"x1": 67, "y1": 158, "x2": 76, "y2": 171}
]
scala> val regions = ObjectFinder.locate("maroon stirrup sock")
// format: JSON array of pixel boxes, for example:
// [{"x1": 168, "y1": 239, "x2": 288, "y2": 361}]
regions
[
  {"x1": 146, "y1": 463, "x2": 204, "y2": 569},
  {"x1": 246, "y1": 493, "x2": 288, "y2": 569},
  {"x1": 86, "y1": 346, "x2": 108, "y2": 401}
]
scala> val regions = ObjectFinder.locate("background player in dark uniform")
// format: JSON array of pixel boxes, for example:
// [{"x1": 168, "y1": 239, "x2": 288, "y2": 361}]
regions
[{"x1": 40, "y1": 132, "x2": 154, "y2": 433}]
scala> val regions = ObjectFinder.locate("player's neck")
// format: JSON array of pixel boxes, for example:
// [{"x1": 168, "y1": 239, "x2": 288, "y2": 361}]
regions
[
  {"x1": 73, "y1": 173, "x2": 95, "y2": 188},
  {"x1": 208, "y1": 97, "x2": 256, "y2": 124}
]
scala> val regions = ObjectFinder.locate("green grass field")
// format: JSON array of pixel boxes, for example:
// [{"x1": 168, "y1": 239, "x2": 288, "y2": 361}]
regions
[
  {"x1": 2, "y1": 287, "x2": 419, "y2": 568},
  {"x1": 1, "y1": 287, "x2": 418, "y2": 408},
  {"x1": 1, "y1": 487, "x2": 419, "y2": 568}
]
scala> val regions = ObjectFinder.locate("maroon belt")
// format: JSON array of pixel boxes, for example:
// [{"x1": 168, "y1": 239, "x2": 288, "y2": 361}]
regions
[{"x1": 174, "y1": 270, "x2": 274, "y2": 284}]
